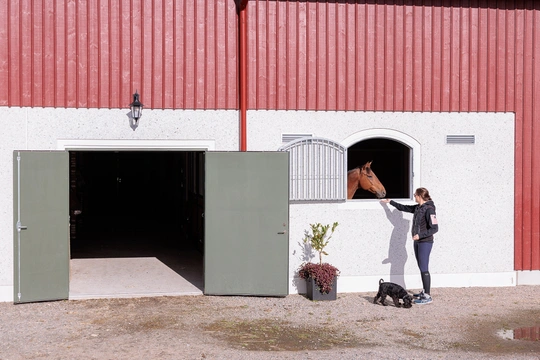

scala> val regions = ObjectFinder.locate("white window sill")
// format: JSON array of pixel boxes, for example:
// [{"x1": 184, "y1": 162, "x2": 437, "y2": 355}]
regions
[{"x1": 338, "y1": 198, "x2": 416, "y2": 210}]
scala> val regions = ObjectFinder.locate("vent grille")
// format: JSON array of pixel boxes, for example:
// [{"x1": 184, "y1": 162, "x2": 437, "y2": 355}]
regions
[
  {"x1": 446, "y1": 135, "x2": 475, "y2": 144},
  {"x1": 281, "y1": 133, "x2": 313, "y2": 143}
]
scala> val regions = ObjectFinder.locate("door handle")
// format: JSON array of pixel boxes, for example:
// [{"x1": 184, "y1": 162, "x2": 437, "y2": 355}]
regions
[
  {"x1": 16, "y1": 222, "x2": 27, "y2": 232},
  {"x1": 277, "y1": 231, "x2": 287, "y2": 234}
]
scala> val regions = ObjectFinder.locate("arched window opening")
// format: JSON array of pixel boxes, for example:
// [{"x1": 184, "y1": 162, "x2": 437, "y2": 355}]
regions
[{"x1": 348, "y1": 138, "x2": 411, "y2": 199}]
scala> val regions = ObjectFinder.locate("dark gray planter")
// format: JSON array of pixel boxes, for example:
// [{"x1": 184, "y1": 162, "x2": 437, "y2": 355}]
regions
[{"x1": 306, "y1": 277, "x2": 337, "y2": 301}]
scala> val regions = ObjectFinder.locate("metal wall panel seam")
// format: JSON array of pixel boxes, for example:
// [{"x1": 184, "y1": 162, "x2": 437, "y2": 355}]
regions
[
  {"x1": 118, "y1": 0, "x2": 123, "y2": 109},
  {"x1": 182, "y1": 0, "x2": 187, "y2": 107},
  {"x1": 88, "y1": 0, "x2": 98, "y2": 107},
  {"x1": 532, "y1": 8, "x2": 540, "y2": 269},
  {"x1": 35, "y1": 0, "x2": 40, "y2": 107},
  {"x1": 29, "y1": 0, "x2": 35, "y2": 107},
  {"x1": 14, "y1": 0, "x2": 20, "y2": 105},
  {"x1": 212, "y1": 0, "x2": 217, "y2": 109},
  {"x1": 83, "y1": 0, "x2": 88, "y2": 108},
  {"x1": 497, "y1": 7, "x2": 506, "y2": 111},
  {"x1": 198, "y1": 0, "x2": 203, "y2": 108},
  {"x1": 514, "y1": 4, "x2": 525, "y2": 270},
  {"x1": 416, "y1": 3, "x2": 422, "y2": 111},
  {"x1": 522, "y1": 6, "x2": 534, "y2": 270},
  {"x1": 267, "y1": 0, "x2": 272, "y2": 109},
  {"x1": 4, "y1": 0, "x2": 11, "y2": 105},
  {"x1": 451, "y1": 5, "x2": 459, "y2": 111},
  {"x1": 43, "y1": 0, "x2": 51, "y2": 106},
  {"x1": 163, "y1": 0, "x2": 169, "y2": 108},
  {"x1": 1, "y1": 0, "x2": 8, "y2": 104},
  {"x1": 385, "y1": 4, "x2": 393, "y2": 111},
  {"x1": 109, "y1": 0, "x2": 114, "y2": 108},
  {"x1": 487, "y1": 6, "x2": 496, "y2": 111},
  {"x1": 61, "y1": 0, "x2": 67, "y2": 106},
  {"x1": 203, "y1": 0, "x2": 207, "y2": 109},
  {"x1": 157, "y1": 0, "x2": 164, "y2": 109},
  {"x1": 424, "y1": 5, "x2": 432, "y2": 112},
  {"x1": 97, "y1": 0, "x2": 103, "y2": 108},
  {"x1": 459, "y1": 6, "x2": 466, "y2": 111},
  {"x1": 393, "y1": 4, "x2": 403, "y2": 111},
  {"x1": 506, "y1": 8, "x2": 516, "y2": 112},
  {"x1": 470, "y1": 3, "x2": 477, "y2": 111},
  {"x1": 329, "y1": 1, "x2": 334, "y2": 110},
  {"x1": 21, "y1": 0, "x2": 29, "y2": 106}
]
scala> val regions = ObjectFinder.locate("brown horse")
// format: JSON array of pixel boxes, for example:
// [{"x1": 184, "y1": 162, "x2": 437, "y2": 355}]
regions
[{"x1": 347, "y1": 161, "x2": 386, "y2": 199}]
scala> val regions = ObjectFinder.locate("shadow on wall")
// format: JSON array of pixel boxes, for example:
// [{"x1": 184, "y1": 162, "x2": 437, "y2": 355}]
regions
[
  {"x1": 298, "y1": 228, "x2": 316, "y2": 264},
  {"x1": 291, "y1": 229, "x2": 319, "y2": 292},
  {"x1": 381, "y1": 203, "x2": 410, "y2": 287}
]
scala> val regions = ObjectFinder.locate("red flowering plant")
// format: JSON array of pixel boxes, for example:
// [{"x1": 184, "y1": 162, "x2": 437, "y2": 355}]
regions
[{"x1": 298, "y1": 222, "x2": 340, "y2": 294}]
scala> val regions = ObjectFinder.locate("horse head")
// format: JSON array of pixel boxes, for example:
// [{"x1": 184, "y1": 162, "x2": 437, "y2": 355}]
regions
[{"x1": 347, "y1": 161, "x2": 387, "y2": 199}]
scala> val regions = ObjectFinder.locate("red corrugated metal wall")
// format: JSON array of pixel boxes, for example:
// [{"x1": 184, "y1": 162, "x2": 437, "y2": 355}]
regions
[
  {"x1": 0, "y1": 1, "x2": 539, "y2": 271},
  {"x1": 246, "y1": 0, "x2": 539, "y2": 271},
  {"x1": 0, "y1": 0, "x2": 238, "y2": 109},
  {"x1": 248, "y1": 1, "x2": 533, "y2": 113}
]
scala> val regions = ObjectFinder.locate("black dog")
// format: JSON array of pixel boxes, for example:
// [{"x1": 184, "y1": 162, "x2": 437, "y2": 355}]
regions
[{"x1": 373, "y1": 279, "x2": 413, "y2": 308}]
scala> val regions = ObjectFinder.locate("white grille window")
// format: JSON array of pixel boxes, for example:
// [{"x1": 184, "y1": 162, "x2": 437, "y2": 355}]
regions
[{"x1": 278, "y1": 137, "x2": 347, "y2": 202}]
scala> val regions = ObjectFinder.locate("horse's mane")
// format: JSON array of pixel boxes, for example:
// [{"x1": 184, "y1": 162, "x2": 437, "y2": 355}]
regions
[{"x1": 349, "y1": 164, "x2": 372, "y2": 173}]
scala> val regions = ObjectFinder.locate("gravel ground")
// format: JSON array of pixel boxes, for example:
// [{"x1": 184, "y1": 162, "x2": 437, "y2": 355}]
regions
[{"x1": 1, "y1": 285, "x2": 539, "y2": 360}]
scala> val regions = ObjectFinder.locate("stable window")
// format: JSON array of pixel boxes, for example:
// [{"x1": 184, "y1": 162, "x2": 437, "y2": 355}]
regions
[
  {"x1": 279, "y1": 137, "x2": 346, "y2": 202},
  {"x1": 280, "y1": 131, "x2": 419, "y2": 203},
  {"x1": 347, "y1": 138, "x2": 411, "y2": 199},
  {"x1": 340, "y1": 129, "x2": 420, "y2": 205}
]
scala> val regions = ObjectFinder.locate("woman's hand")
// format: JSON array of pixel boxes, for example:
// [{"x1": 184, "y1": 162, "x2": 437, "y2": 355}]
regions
[
  {"x1": 380, "y1": 199, "x2": 391, "y2": 204},
  {"x1": 412, "y1": 234, "x2": 419, "y2": 241}
]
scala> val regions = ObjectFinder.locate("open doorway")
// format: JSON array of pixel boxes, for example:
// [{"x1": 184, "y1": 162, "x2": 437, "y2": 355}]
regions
[{"x1": 68, "y1": 151, "x2": 205, "y2": 299}]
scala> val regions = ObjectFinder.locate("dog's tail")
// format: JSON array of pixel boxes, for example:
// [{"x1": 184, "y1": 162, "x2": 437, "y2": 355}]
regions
[{"x1": 379, "y1": 278, "x2": 384, "y2": 285}]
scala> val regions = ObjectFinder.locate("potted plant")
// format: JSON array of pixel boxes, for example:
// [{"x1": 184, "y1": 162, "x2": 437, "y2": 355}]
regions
[{"x1": 298, "y1": 222, "x2": 340, "y2": 301}]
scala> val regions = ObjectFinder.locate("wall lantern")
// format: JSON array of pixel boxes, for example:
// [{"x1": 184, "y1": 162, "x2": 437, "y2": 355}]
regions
[{"x1": 129, "y1": 90, "x2": 144, "y2": 125}]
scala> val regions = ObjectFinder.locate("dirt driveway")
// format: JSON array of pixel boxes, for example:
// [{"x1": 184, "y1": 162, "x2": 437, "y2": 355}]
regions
[{"x1": 1, "y1": 286, "x2": 539, "y2": 359}]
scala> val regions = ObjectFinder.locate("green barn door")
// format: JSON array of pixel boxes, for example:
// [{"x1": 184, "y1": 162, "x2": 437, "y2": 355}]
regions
[
  {"x1": 204, "y1": 152, "x2": 289, "y2": 296},
  {"x1": 13, "y1": 151, "x2": 69, "y2": 303}
]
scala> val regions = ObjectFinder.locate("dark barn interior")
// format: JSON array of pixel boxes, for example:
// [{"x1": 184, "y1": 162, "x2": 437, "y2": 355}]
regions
[{"x1": 68, "y1": 151, "x2": 205, "y2": 298}]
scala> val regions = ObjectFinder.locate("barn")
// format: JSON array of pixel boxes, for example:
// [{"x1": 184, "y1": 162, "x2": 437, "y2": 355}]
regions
[{"x1": 0, "y1": 0, "x2": 538, "y2": 303}]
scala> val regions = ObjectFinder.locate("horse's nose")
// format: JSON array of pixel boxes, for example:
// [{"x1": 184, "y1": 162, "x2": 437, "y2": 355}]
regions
[{"x1": 377, "y1": 190, "x2": 386, "y2": 199}]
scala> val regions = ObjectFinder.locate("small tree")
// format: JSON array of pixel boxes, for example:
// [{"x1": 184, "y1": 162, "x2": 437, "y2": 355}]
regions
[
  {"x1": 303, "y1": 222, "x2": 339, "y2": 265},
  {"x1": 298, "y1": 222, "x2": 340, "y2": 295}
]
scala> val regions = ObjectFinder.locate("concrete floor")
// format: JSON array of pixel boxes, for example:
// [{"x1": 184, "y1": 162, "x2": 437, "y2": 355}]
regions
[{"x1": 69, "y1": 231, "x2": 204, "y2": 300}]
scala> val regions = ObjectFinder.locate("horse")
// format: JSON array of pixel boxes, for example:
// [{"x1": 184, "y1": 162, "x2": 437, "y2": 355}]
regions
[{"x1": 347, "y1": 161, "x2": 386, "y2": 199}]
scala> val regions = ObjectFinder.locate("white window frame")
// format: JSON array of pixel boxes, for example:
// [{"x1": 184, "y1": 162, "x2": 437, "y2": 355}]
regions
[{"x1": 339, "y1": 129, "x2": 421, "y2": 209}]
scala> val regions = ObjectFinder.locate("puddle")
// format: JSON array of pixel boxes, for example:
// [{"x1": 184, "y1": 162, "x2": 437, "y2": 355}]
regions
[
  {"x1": 497, "y1": 326, "x2": 540, "y2": 341},
  {"x1": 205, "y1": 318, "x2": 364, "y2": 351}
]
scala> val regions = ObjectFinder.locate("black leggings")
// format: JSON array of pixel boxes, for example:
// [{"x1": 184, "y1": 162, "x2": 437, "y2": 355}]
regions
[{"x1": 414, "y1": 241, "x2": 433, "y2": 294}]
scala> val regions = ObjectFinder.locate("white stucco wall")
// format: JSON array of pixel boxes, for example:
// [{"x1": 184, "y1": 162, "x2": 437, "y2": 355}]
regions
[
  {"x1": 0, "y1": 107, "x2": 239, "y2": 301},
  {"x1": 0, "y1": 107, "x2": 519, "y2": 301},
  {"x1": 247, "y1": 110, "x2": 516, "y2": 294}
]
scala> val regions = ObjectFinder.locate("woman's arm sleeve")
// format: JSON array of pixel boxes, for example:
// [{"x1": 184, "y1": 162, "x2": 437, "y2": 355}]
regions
[{"x1": 389, "y1": 200, "x2": 416, "y2": 213}]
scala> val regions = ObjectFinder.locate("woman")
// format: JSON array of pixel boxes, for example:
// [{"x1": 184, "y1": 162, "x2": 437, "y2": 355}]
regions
[{"x1": 380, "y1": 187, "x2": 439, "y2": 305}]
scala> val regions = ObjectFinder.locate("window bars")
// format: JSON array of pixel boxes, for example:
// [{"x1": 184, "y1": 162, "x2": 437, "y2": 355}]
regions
[{"x1": 279, "y1": 137, "x2": 347, "y2": 202}]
